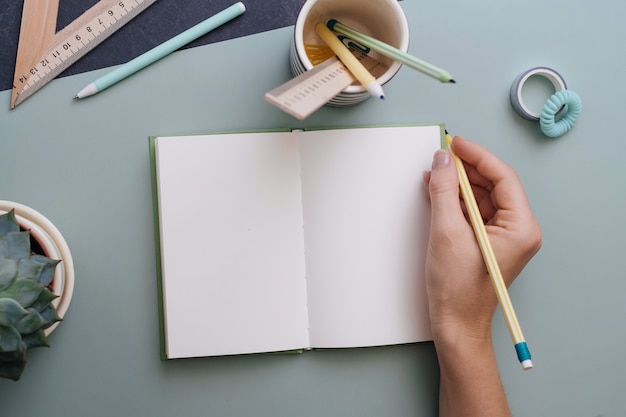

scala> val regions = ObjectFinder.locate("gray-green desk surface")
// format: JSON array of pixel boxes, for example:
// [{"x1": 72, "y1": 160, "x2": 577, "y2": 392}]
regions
[{"x1": 1, "y1": 1, "x2": 625, "y2": 415}]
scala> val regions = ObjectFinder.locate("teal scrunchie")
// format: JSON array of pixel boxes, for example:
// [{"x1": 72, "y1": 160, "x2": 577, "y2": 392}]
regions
[{"x1": 540, "y1": 90, "x2": 582, "y2": 138}]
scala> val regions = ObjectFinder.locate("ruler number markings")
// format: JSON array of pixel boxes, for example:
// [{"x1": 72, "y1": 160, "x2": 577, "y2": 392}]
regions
[
  {"x1": 20, "y1": 1, "x2": 140, "y2": 91},
  {"x1": 282, "y1": 64, "x2": 350, "y2": 108}
]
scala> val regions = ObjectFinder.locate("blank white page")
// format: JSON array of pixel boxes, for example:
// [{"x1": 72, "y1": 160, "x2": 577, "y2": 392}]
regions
[
  {"x1": 155, "y1": 132, "x2": 310, "y2": 359},
  {"x1": 298, "y1": 125, "x2": 440, "y2": 348}
]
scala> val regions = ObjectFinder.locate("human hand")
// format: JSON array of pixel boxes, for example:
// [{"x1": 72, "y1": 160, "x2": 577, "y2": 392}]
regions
[{"x1": 423, "y1": 136, "x2": 542, "y2": 342}]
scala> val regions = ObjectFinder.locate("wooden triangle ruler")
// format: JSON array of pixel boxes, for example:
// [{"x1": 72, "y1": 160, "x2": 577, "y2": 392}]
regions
[{"x1": 10, "y1": 0, "x2": 157, "y2": 109}]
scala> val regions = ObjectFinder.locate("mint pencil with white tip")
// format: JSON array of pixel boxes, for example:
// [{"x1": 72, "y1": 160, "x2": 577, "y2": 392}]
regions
[{"x1": 75, "y1": 2, "x2": 246, "y2": 99}]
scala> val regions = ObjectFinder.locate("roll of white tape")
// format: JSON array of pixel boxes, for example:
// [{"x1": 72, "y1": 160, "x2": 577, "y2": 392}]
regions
[{"x1": 510, "y1": 67, "x2": 567, "y2": 121}]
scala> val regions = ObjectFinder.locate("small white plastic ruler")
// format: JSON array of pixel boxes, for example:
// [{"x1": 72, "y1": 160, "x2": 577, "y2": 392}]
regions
[{"x1": 265, "y1": 52, "x2": 385, "y2": 120}]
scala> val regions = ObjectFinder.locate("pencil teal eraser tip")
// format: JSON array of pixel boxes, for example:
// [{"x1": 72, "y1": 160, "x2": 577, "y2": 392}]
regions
[
  {"x1": 514, "y1": 341, "x2": 532, "y2": 370},
  {"x1": 327, "y1": 19, "x2": 338, "y2": 30}
]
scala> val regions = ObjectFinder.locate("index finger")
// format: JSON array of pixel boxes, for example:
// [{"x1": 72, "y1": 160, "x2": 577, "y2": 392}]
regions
[{"x1": 451, "y1": 136, "x2": 532, "y2": 213}]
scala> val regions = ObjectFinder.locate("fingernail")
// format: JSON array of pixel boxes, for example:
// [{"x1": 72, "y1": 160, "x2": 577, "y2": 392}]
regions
[{"x1": 432, "y1": 150, "x2": 450, "y2": 169}]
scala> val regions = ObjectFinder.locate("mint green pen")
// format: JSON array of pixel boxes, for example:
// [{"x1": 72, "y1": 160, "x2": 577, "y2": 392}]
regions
[
  {"x1": 75, "y1": 2, "x2": 246, "y2": 99},
  {"x1": 327, "y1": 19, "x2": 455, "y2": 84}
]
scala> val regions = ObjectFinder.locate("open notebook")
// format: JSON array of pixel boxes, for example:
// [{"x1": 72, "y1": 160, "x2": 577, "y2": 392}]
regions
[{"x1": 150, "y1": 124, "x2": 444, "y2": 359}]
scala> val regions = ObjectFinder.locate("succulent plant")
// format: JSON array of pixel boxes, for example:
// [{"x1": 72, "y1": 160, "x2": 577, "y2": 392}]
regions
[{"x1": 0, "y1": 209, "x2": 61, "y2": 381}]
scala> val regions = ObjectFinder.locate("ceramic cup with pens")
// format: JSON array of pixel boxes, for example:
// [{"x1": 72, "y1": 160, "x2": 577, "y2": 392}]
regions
[{"x1": 291, "y1": 0, "x2": 409, "y2": 106}]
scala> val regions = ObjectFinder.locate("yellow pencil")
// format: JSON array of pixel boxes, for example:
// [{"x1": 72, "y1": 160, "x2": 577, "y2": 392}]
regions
[
  {"x1": 314, "y1": 23, "x2": 384, "y2": 99},
  {"x1": 445, "y1": 131, "x2": 533, "y2": 370}
]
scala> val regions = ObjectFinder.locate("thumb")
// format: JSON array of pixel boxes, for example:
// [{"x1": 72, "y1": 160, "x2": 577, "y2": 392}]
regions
[{"x1": 428, "y1": 150, "x2": 462, "y2": 217}]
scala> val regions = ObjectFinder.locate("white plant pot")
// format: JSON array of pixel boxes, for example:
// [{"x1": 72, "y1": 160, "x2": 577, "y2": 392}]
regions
[{"x1": 0, "y1": 201, "x2": 75, "y2": 335}]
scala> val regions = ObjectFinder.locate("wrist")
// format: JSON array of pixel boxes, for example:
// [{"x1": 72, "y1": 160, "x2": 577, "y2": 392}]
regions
[
  {"x1": 431, "y1": 320, "x2": 497, "y2": 380},
  {"x1": 433, "y1": 320, "x2": 512, "y2": 417},
  {"x1": 430, "y1": 317, "x2": 494, "y2": 349}
]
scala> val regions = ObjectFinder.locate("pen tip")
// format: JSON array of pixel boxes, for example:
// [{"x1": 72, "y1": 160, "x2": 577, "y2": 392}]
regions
[
  {"x1": 73, "y1": 96, "x2": 79, "y2": 100},
  {"x1": 368, "y1": 84, "x2": 385, "y2": 100},
  {"x1": 444, "y1": 129, "x2": 449, "y2": 134},
  {"x1": 449, "y1": 79, "x2": 456, "y2": 84}
]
